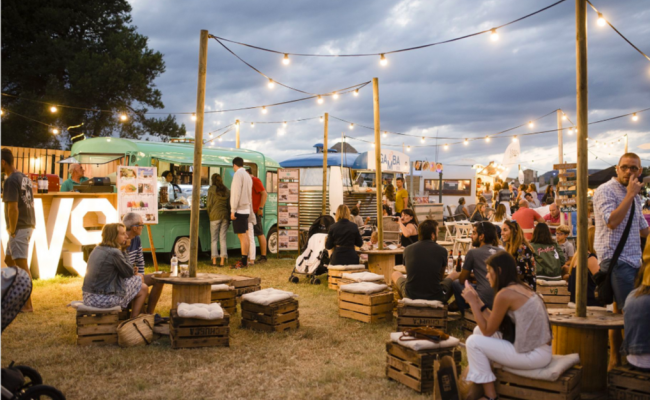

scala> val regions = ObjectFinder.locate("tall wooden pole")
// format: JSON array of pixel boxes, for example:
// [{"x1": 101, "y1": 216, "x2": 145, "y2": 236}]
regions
[
  {"x1": 624, "y1": 134, "x2": 628, "y2": 153},
  {"x1": 189, "y1": 30, "x2": 209, "y2": 278},
  {"x1": 557, "y1": 109, "x2": 564, "y2": 164},
  {"x1": 372, "y1": 78, "x2": 383, "y2": 249},
  {"x1": 575, "y1": 0, "x2": 589, "y2": 317},
  {"x1": 322, "y1": 113, "x2": 329, "y2": 215},
  {"x1": 235, "y1": 120, "x2": 241, "y2": 149}
]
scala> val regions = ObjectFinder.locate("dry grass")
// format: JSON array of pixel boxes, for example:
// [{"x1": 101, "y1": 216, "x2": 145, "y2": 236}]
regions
[{"x1": 2, "y1": 257, "x2": 466, "y2": 400}]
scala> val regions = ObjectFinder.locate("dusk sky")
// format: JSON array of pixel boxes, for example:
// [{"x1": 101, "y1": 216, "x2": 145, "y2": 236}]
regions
[{"x1": 130, "y1": 0, "x2": 650, "y2": 174}]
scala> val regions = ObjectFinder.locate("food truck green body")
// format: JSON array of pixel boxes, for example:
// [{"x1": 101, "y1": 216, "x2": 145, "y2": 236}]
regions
[{"x1": 70, "y1": 137, "x2": 280, "y2": 261}]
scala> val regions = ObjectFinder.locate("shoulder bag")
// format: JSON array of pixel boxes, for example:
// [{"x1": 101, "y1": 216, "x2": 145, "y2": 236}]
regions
[{"x1": 117, "y1": 314, "x2": 155, "y2": 347}]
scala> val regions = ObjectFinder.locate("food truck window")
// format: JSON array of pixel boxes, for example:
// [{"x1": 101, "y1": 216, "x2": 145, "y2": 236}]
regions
[
  {"x1": 352, "y1": 171, "x2": 394, "y2": 188},
  {"x1": 244, "y1": 163, "x2": 258, "y2": 177},
  {"x1": 266, "y1": 171, "x2": 278, "y2": 193},
  {"x1": 423, "y1": 179, "x2": 472, "y2": 196}
]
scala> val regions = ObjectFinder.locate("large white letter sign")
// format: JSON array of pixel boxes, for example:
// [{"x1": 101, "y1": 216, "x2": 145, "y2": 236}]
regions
[{"x1": 31, "y1": 198, "x2": 73, "y2": 279}]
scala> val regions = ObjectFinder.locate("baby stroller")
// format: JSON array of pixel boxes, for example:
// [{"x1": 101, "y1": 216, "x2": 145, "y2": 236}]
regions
[
  {"x1": 289, "y1": 215, "x2": 335, "y2": 285},
  {"x1": 2, "y1": 267, "x2": 66, "y2": 400}
]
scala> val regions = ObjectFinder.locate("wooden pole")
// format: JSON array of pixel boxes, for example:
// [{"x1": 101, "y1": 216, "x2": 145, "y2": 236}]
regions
[
  {"x1": 558, "y1": 109, "x2": 565, "y2": 227},
  {"x1": 322, "y1": 113, "x2": 329, "y2": 215},
  {"x1": 624, "y1": 134, "x2": 628, "y2": 153},
  {"x1": 235, "y1": 120, "x2": 240, "y2": 149},
  {"x1": 372, "y1": 78, "x2": 383, "y2": 249},
  {"x1": 575, "y1": 0, "x2": 588, "y2": 317},
  {"x1": 189, "y1": 29, "x2": 209, "y2": 278}
]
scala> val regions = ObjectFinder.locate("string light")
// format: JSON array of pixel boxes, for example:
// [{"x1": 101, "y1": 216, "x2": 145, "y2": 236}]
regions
[
  {"x1": 0, "y1": 109, "x2": 3, "y2": 116},
  {"x1": 485, "y1": 136, "x2": 491, "y2": 142},
  {"x1": 562, "y1": 113, "x2": 567, "y2": 121},
  {"x1": 568, "y1": 127, "x2": 574, "y2": 135},
  {"x1": 49, "y1": 106, "x2": 57, "y2": 113},
  {"x1": 407, "y1": 146, "x2": 411, "y2": 152},
  {"x1": 464, "y1": 138, "x2": 469, "y2": 146},
  {"x1": 421, "y1": 136, "x2": 425, "y2": 143},
  {"x1": 349, "y1": 123, "x2": 354, "y2": 130},
  {"x1": 209, "y1": 132, "x2": 213, "y2": 137},
  {"x1": 490, "y1": 29, "x2": 499, "y2": 41},
  {"x1": 333, "y1": 92, "x2": 339, "y2": 100},
  {"x1": 597, "y1": 12, "x2": 606, "y2": 27},
  {"x1": 444, "y1": 144, "x2": 449, "y2": 150},
  {"x1": 528, "y1": 121, "x2": 534, "y2": 128},
  {"x1": 383, "y1": 131, "x2": 387, "y2": 138},
  {"x1": 261, "y1": 106, "x2": 267, "y2": 114},
  {"x1": 380, "y1": 54, "x2": 388, "y2": 66},
  {"x1": 317, "y1": 95, "x2": 323, "y2": 105},
  {"x1": 251, "y1": 122, "x2": 255, "y2": 127},
  {"x1": 372, "y1": 142, "x2": 376, "y2": 148},
  {"x1": 191, "y1": 113, "x2": 197, "y2": 121},
  {"x1": 268, "y1": 79, "x2": 275, "y2": 89},
  {"x1": 119, "y1": 114, "x2": 128, "y2": 121},
  {"x1": 319, "y1": 116, "x2": 324, "y2": 123},
  {"x1": 512, "y1": 136, "x2": 518, "y2": 142},
  {"x1": 353, "y1": 89, "x2": 359, "y2": 96},
  {"x1": 282, "y1": 54, "x2": 290, "y2": 65},
  {"x1": 283, "y1": 121, "x2": 287, "y2": 127},
  {"x1": 51, "y1": 127, "x2": 59, "y2": 134},
  {"x1": 632, "y1": 113, "x2": 639, "y2": 121},
  {"x1": 219, "y1": 136, "x2": 223, "y2": 141}
]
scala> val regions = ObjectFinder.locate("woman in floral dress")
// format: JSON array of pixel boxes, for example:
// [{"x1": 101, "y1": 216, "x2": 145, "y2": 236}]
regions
[{"x1": 501, "y1": 220, "x2": 536, "y2": 290}]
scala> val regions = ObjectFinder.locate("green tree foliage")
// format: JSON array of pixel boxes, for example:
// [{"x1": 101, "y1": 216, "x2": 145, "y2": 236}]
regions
[{"x1": 1, "y1": 0, "x2": 185, "y2": 148}]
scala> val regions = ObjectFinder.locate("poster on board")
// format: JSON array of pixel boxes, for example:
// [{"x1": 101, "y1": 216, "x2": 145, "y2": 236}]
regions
[
  {"x1": 279, "y1": 205, "x2": 299, "y2": 227},
  {"x1": 278, "y1": 228, "x2": 299, "y2": 250},
  {"x1": 117, "y1": 166, "x2": 158, "y2": 224}
]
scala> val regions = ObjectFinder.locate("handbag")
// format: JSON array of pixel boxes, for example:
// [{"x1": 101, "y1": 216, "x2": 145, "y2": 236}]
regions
[
  {"x1": 594, "y1": 204, "x2": 635, "y2": 306},
  {"x1": 117, "y1": 314, "x2": 155, "y2": 347},
  {"x1": 399, "y1": 327, "x2": 449, "y2": 343}
]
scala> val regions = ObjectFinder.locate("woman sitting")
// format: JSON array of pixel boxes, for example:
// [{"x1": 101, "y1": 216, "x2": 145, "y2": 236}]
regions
[
  {"x1": 82, "y1": 223, "x2": 148, "y2": 318},
  {"x1": 455, "y1": 197, "x2": 470, "y2": 220},
  {"x1": 489, "y1": 204, "x2": 510, "y2": 223},
  {"x1": 325, "y1": 205, "x2": 363, "y2": 265},
  {"x1": 501, "y1": 220, "x2": 537, "y2": 290},
  {"x1": 622, "y1": 261, "x2": 650, "y2": 371},
  {"x1": 529, "y1": 223, "x2": 565, "y2": 280},
  {"x1": 471, "y1": 203, "x2": 489, "y2": 223},
  {"x1": 566, "y1": 226, "x2": 600, "y2": 306},
  {"x1": 398, "y1": 209, "x2": 419, "y2": 248},
  {"x1": 463, "y1": 251, "x2": 552, "y2": 400}
]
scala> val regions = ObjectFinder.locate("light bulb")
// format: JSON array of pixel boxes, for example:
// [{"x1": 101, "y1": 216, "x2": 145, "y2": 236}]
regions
[
  {"x1": 444, "y1": 144, "x2": 449, "y2": 150},
  {"x1": 50, "y1": 106, "x2": 57, "y2": 113},
  {"x1": 407, "y1": 146, "x2": 411, "y2": 152},
  {"x1": 209, "y1": 132, "x2": 213, "y2": 137},
  {"x1": 261, "y1": 106, "x2": 267, "y2": 114},
  {"x1": 421, "y1": 137, "x2": 425, "y2": 143},
  {"x1": 319, "y1": 116, "x2": 324, "y2": 123},
  {"x1": 107, "y1": 138, "x2": 111, "y2": 142},
  {"x1": 51, "y1": 127, "x2": 59, "y2": 134},
  {"x1": 490, "y1": 29, "x2": 499, "y2": 41},
  {"x1": 251, "y1": 122, "x2": 255, "y2": 127},
  {"x1": 632, "y1": 113, "x2": 639, "y2": 122},
  {"x1": 380, "y1": 54, "x2": 388, "y2": 66},
  {"x1": 618, "y1": 139, "x2": 621, "y2": 143},
  {"x1": 528, "y1": 121, "x2": 534, "y2": 128},
  {"x1": 372, "y1": 142, "x2": 375, "y2": 148},
  {"x1": 283, "y1": 54, "x2": 290, "y2": 65},
  {"x1": 485, "y1": 136, "x2": 491, "y2": 142},
  {"x1": 562, "y1": 113, "x2": 567, "y2": 121},
  {"x1": 0, "y1": 109, "x2": 3, "y2": 116},
  {"x1": 512, "y1": 136, "x2": 518, "y2": 142},
  {"x1": 219, "y1": 136, "x2": 222, "y2": 142},
  {"x1": 383, "y1": 131, "x2": 387, "y2": 137},
  {"x1": 349, "y1": 123, "x2": 354, "y2": 130},
  {"x1": 597, "y1": 13, "x2": 606, "y2": 27},
  {"x1": 317, "y1": 95, "x2": 323, "y2": 104},
  {"x1": 283, "y1": 121, "x2": 287, "y2": 127},
  {"x1": 568, "y1": 128, "x2": 573, "y2": 135},
  {"x1": 268, "y1": 79, "x2": 274, "y2": 89},
  {"x1": 332, "y1": 92, "x2": 339, "y2": 100},
  {"x1": 464, "y1": 138, "x2": 468, "y2": 146},
  {"x1": 353, "y1": 89, "x2": 359, "y2": 96},
  {"x1": 191, "y1": 113, "x2": 197, "y2": 121},
  {"x1": 120, "y1": 114, "x2": 128, "y2": 121}
]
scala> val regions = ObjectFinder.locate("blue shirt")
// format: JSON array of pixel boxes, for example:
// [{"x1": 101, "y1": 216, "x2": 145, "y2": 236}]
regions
[
  {"x1": 126, "y1": 236, "x2": 145, "y2": 274},
  {"x1": 60, "y1": 177, "x2": 89, "y2": 192},
  {"x1": 593, "y1": 178, "x2": 648, "y2": 267}
]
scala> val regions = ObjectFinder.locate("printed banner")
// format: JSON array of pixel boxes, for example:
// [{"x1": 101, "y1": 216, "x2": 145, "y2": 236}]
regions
[
  {"x1": 117, "y1": 166, "x2": 158, "y2": 224},
  {"x1": 278, "y1": 228, "x2": 299, "y2": 250},
  {"x1": 367, "y1": 149, "x2": 410, "y2": 173},
  {"x1": 278, "y1": 205, "x2": 299, "y2": 227}
]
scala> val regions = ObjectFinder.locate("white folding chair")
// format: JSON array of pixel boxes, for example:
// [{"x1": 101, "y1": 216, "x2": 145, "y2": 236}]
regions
[
  {"x1": 453, "y1": 221, "x2": 473, "y2": 254},
  {"x1": 438, "y1": 221, "x2": 456, "y2": 247}
]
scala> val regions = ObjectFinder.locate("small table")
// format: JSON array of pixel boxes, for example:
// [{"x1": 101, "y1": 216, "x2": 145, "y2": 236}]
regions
[
  {"x1": 547, "y1": 308, "x2": 624, "y2": 393},
  {"x1": 359, "y1": 248, "x2": 404, "y2": 283},
  {"x1": 153, "y1": 273, "x2": 233, "y2": 311}
]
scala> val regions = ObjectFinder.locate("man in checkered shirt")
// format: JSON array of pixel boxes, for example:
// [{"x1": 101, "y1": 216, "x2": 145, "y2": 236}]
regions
[{"x1": 593, "y1": 152, "x2": 649, "y2": 369}]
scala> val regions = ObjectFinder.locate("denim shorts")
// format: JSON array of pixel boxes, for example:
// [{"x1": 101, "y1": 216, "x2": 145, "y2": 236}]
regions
[
  {"x1": 601, "y1": 258, "x2": 640, "y2": 308},
  {"x1": 6, "y1": 228, "x2": 34, "y2": 260}
]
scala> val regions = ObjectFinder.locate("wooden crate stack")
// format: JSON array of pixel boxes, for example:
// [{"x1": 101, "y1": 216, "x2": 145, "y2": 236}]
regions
[
  {"x1": 231, "y1": 275, "x2": 262, "y2": 300},
  {"x1": 494, "y1": 366, "x2": 582, "y2": 400},
  {"x1": 385, "y1": 341, "x2": 462, "y2": 394},
  {"x1": 241, "y1": 298, "x2": 299, "y2": 332},
  {"x1": 462, "y1": 308, "x2": 477, "y2": 338},
  {"x1": 537, "y1": 284, "x2": 570, "y2": 309},
  {"x1": 396, "y1": 303, "x2": 448, "y2": 332},
  {"x1": 169, "y1": 309, "x2": 230, "y2": 349},
  {"x1": 211, "y1": 288, "x2": 237, "y2": 315},
  {"x1": 328, "y1": 268, "x2": 368, "y2": 290},
  {"x1": 76, "y1": 310, "x2": 120, "y2": 346},
  {"x1": 338, "y1": 289, "x2": 393, "y2": 323},
  {"x1": 608, "y1": 365, "x2": 650, "y2": 400}
]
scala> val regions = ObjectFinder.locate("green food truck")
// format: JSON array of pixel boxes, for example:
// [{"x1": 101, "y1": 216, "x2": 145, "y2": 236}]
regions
[{"x1": 68, "y1": 137, "x2": 280, "y2": 262}]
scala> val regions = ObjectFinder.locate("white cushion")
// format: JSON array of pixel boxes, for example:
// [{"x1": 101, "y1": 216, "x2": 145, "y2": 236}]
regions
[
  {"x1": 242, "y1": 288, "x2": 297, "y2": 306},
  {"x1": 339, "y1": 282, "x2": 388, "y2": 294},
  {"x1": 503, "y1": 354, "x2": 580, "y2": 381},
  {"x1": 177, "y1": 302, "x2": 224, "y2": 320},
  {"x1": 537, "y1": 279, "x2": 568, "y2": 286},
  {"x1": 328, "y1": 264, "x2": 366, "y2": 271},
  {"x1": 390, "y1": 332, "x2": 460, "y2": 351},
  {"x1": 211, "y1": 284, "x2": 234, "y2": 292},
  {"x1": 567, "y1": 302, "x2": 607, "y2": 311},
  {"x1": 399, "y1": 298, "x2": 445, "y2": 309},
  {"x1": 68, "y1": 300, "x2": 121, "y2": 313},
  {"x1": 341, "y1": 271, "x2": 384, "y2": 282}
]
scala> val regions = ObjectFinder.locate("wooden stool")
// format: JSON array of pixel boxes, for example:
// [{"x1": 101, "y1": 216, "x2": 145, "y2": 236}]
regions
[
  {"x1": 211, "y1": 288, "x2": 237, "y2": 315},
  {"x1": 396, "y1": 303, "x2": 448, "y2": 332},
  {"x1": 609, "y1": 365, "x2": 650, "y2": 400},
  {"x1": 537, "y1": 284, "x2": 570, "y2": 309},
  {"x1": 241, "y1": 298, "x2": 299, "y2": 332},
  {"x1": 462, "y1": 309, "x2": 477, "y2": 338},
  {"x1": 338, "y1": 273, "x2": 385, "y2": 286},
  {"x1": 230, "y1": 275, "x2": 262, "y2": 300},
  {"x1": 338, "y1": 289, "x2": 393, "y2": 323},
  {"x1": 494, "y1": 366, "x2": 582, "y2": 400},
  {"x1": 385, "y1": 341, "x2": 462, "y2": 393},
  {"x1": 169, "y1": 309, "x2": 230, "y2": 349},
  {"x1": 76, "y1": 310, "x2": 120, "y2": 346},
  {"x1": 328, "y1": 268, "x2": 368, "y2": 290}
]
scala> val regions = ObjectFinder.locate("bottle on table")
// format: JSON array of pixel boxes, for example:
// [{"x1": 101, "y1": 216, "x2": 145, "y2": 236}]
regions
[
  {"x1": 170, "y1": 254, "x2": 178, "y2": 277},
  {"x1": 37, "y1": 171, "x2": 43, "y2": 194},
  {"x1": 455, "y1": 250, "x2": 463, "y2": 272},
  {"x1": 41, "y1": 172, "x2": 49, "y2": 194},
  {"x1": 447, "y1": 253, "x2": 455, "y2": 274}
]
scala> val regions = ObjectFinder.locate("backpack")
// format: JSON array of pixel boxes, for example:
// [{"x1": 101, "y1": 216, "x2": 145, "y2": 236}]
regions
[{"x1": 295, "y1": 234, "x2": 329, "y2": 274}]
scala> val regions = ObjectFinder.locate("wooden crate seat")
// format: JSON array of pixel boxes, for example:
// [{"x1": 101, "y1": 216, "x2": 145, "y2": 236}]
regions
[
  {"x1": 537, "y1": 285, "x2": 570, "y2": 309},
  {"x1": 211, "y1": 288, "x2": 237, "y2": 315},
  {"x1": 241, "y1": 298, "x2": 299, "y2": 332},
  {"x1": 328, "y1": 268, "x2": 368, "y2": 290},
  {"x1": 396, "y1": 303, "x2": 448, "y2": 332},
  {"x1": 170, "y1": 309, "x2": 230, "y2": 349},
  {"x1": 494, "y1": 366, "x2": 582, "y2": 400},
  {"x1": 462, "y1": 309, "x2": 477, "y2": 338},
  {"x1": 230, "y1": 275, "x2": 262, "y2": 300},
  {"x1": 338, "y1": 289, "x2": 393, "y2": 324},
  {"x1": 608, "y1": 365, "x2": 650, "y2": 400},
  {"x1": 76, "y1": 310, "x2": 120, "y2": 346}
]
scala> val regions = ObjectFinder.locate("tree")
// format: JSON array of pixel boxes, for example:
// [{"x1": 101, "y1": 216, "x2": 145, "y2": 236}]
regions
[{"x1": 1, "y1": 0, "x2": 185, "y2": 148}]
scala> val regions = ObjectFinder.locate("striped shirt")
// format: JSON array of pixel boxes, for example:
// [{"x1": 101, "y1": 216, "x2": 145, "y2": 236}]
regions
[
  {"x1": 126, "y1": 236, "x2": 145, "y2": 274},
  {"x1": 593, "y1": 178, "x2": 648, "y2": 268}
]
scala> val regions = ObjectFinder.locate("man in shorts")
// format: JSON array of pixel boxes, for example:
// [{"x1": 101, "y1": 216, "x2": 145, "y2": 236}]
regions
[
  {"x1": 247, "y1": 169, "x2": 268, "y2": 264},
  {"x1": 2, "y1": 148, "x2": 36, "y2": 312},
  {"x1": 230, "y1": 157, "x2": 253, "y2": 269}
]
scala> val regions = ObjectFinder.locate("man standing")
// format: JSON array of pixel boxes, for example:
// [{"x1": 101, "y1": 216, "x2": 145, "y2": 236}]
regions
[
  {"x1": 2, "y1": 148, "x2": 35, "y2": 312},
  {"x1": 230, "y1": 157, "x2": 253, "y2": 269},
  {"x1": 60, "y1": 164, "x2": 89, "y2": 192},
  {"x1": 593, "y1": 153, "x2": 649, "y2": 369},
  {"x1": 122, "y1": 212, "x2": 164, "y2": 314},
  {"x1": 395, "y1": 177, "x2": 408, "y2": 214},
  {"x1": 543, "y1": 203, "x2": 562, "y2": 235},
  {"x1": 512, "y1": 199, "x2": 544, "y2": 240},
  {"x1": 247, "y1": 169, "x2": 268, "y2": 264}
]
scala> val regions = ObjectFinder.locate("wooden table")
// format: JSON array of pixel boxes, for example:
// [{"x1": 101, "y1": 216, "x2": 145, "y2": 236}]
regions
[
  {"x1": 153, "y1": 273, "x2": 233, "y2": 311},
  {"x1": 547, "y1": 308, "x2": 624, "y2": 393},
  {"x1": 359, "y1": 248, "x2": 404, "y2": 283}
]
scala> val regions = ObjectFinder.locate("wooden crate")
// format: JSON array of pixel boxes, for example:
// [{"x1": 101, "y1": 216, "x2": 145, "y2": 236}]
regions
[
  {"x1": 231, "y1": 275, "x2": 262, "y2": 300},
  {"x1": 396, "y1": 304, "x2": 448, "y2": 332},
  {"x1": 339, "y1": 277, "x2": 385, "y2": 286},
  {"x1": 211, "y1": 289, "x2": 237, "y2": 315},
  {"x1": 385, "y1": 341, "x2": 462, "y2": 394},
  {"x1": 494, "y1": 366, "x2": 582, "y2": 400},
  {"x1": 76, "y1": 310, "x2": 119, "y2": 346},
  {"x1": 537, "y1": 285, "x2": 570, "y2": 309},
  {"x1": 240, "y1": 298, "x2": 299, "y2": 332},
  {"x1": 328, "y1": 269, "x2": 368, "y2": 290},
  {"x1": 463, "y1": 308, "x2": 477, "y2": 338},
  {"x1": 338, "y1": 290, "x2": 393, "y2": 323},
  {"x1": 609, "y1": 365, "x2": 650, "y2": 400},
  {"x1": 169, "y1": 309, "x2": 230, "y2": 349}
]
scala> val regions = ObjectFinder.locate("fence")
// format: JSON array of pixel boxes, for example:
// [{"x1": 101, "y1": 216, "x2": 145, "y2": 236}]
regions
[{"x1": 2, "y1": 146, "x2": 72, "y2": 179}]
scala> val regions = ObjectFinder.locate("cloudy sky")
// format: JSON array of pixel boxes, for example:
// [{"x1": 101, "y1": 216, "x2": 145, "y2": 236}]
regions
[{"x1": 130, "y1": 0, "x2": 650, "y2": 174}]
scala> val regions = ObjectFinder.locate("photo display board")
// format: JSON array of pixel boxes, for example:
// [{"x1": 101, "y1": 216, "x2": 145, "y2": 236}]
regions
[
  {"x1": 277, "y1": 168, "x2": 300, "y2": 251},
  {"x1": 117, "y1": 166, "x2": 159, "y2": 224}
]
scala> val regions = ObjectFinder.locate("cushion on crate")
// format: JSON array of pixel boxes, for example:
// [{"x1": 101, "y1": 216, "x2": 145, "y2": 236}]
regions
[
  {"x1": 536, "y1": 275, "x2": 564, "y2": 281},
  {"x1": 393, "y1": 264, "x2": 406, "y2": 273},
  {"x1": 241, "y1": 288, "x2": 297, "y2": 306},
  {"x1": 328, "y1": 264, "x2": 366, "y2": 271},
  {"x1": 211, "y1": 284, "x2": 234, "y2": 291},
  {"x1": 566, "y1": 302, "x2": 607, "y2": 311},
  {"x1": 502, "y1": 354, "x2": 580, "y2": 381},
  {"x1": 537, "y1": 279, "x2": 568, "y2": 286},
  {"x1": 339, "y1": 282, "x2": 388, "y2": 294},
  {"x1": 389, "y1": 332, "x2": 460, "y2": 351},
  {"x1": 67, "y1": 300, "x2": 121, "y2": 313},
  {"x1": 177, "y1": 302, "x2": 224, "y2": 320},
  {"x1": 341, "y1": 271, "x2": 384, "y2": 282},
  {"x1": 398, "y1": 298, "x2": 445, "y2": 309}
]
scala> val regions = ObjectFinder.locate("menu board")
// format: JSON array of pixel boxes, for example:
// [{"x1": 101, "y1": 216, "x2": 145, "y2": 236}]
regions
[
  {"x1": 279, "y1": 205, "x2": 299, "y2": 227},
  {"x1": 117, "y1": 166, "x2": 159, "y2": 224},
  {"x1": 278, "y1": 229, "x2": 299, "y2": 251},
  {"x1": 277, "y1": 168, "x2": 300, "y2": 251}
]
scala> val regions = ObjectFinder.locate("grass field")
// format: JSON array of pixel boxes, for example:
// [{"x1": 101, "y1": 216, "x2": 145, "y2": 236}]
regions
[{"x1": 1, "y1": 257, "x2": 467, "y2": 400}]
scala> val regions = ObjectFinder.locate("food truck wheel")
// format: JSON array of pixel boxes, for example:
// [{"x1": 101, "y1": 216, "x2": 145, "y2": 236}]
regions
[
  {"x1": 267, "y1": 227, "x2": 278, "y2": 254},
  {"x1": 172, "y1": 237, "x2": 191, "y2": 263}
]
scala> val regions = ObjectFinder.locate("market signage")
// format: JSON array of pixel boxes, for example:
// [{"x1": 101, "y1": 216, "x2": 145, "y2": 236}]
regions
[
  {"x1": 117, "y1": 166, "x2": 158, "y2": 224},
  {"x1": 277, "y1": 169, "x2": 300, "y2": 251},
  {"x1": 367, "y1": 150, "x2": 410, "y2": 173}
]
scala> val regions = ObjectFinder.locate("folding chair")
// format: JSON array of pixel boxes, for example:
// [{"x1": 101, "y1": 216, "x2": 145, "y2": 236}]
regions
[{"x1": 453, "y1": 221, "x2": 473, "y2": 254}]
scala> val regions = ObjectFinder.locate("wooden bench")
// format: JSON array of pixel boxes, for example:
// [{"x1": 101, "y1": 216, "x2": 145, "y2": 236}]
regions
[
  {"x1": 211, "y1": 288, "x2": 237, "y2": 315},
  {"x1": 396, "y1": 303, "x2": 448, "y2": 332},
  {"x1": 241, "y1": 298, "x2": 299, "y2": 332},
  {"x1": 537, "y1": 285, "x2": 570, "y2": 309},
  {"x1": 76, "y1": 310, "x2": 120, "y2": 346},
  {"x1": 328, "y1": 268, "x2": 368, "y2": 290},
  {"x1": 170, "y1": 309, "x2": 230, "y2": 349},
  {"x1": 385, "y1": 341, "x2": 462, "y2": 393},
  {"x1": 338, "y1": 290, "x2": 393, "y2": 323},
  {"x1": 609, "y1": 365, "x2": 650, "y2": 400},
  {"x1": 230, "y1": 275, "x2": 262, "y2": 301},
  {"x1": 462, "y1": 308, "x2": 477, "y2": 338},
  {"x1": 494, "y1": 366, "x2": 582, "y2": 400}
]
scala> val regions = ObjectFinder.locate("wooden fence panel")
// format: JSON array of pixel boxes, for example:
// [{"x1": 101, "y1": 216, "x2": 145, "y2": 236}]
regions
[{"x1": 1, "y1": 146, "x2": 70, "y2": 178}]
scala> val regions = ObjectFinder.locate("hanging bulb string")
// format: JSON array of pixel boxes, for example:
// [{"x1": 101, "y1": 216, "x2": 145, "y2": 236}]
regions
[
  {"x1": 0, "y1": 108, "x2": 57, "y2": 128},
  {"x1": 586, "y1": 0, "x2": 650, "y2": 63},
  {"x1": 204, "y1": 127, "x2": 233, "y2": 145},
  {"x1": 209, "y1": 0, "x2": 566, "y2": 58},
  {"x1": 237, "y1": 117, "x2": 321, "y2": 125}
]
